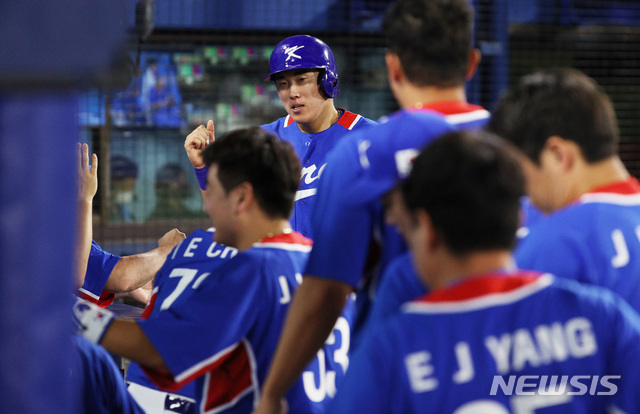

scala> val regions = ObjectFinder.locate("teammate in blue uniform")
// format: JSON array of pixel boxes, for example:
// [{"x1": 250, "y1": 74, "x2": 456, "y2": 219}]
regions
[
  {"x1": 184, "y1": 34, "x2": 376, "y2": 239},
  {"x1": 255, "y1": 2, "x2": 489, "y2": 412},
  {"x1": 330, "y1": 130, "x2": 640, "y2": 413},
  {"x1": 71, "y1": 334, "x2": 143, "y2": 414},
  {"x1": 125, "y1": 227, "x2": 238, "y2": 413},
  {"x1": 488, "y1": 68, "x2": 640, "y2": 316},
  {"x1": 74, "y1": 127, "x2": 345, "y2": 414}
]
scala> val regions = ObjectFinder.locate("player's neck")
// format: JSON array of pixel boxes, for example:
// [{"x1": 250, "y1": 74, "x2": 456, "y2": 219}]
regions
[
  {"x1": 237, "y1": 217, "x2": 293, "y2": 250},
  {"x1": 427, "y1": 250, "x2": 515, "y2": 290},
  {"x1": 297, "y1": 102, "x2": 339, "y2": 134},
  {"x1": 398, "y1": 85, "x2": 467, "y2": 109},
  {"x1": 566, "y1": 156, "x2": 630, "y2": 205}
]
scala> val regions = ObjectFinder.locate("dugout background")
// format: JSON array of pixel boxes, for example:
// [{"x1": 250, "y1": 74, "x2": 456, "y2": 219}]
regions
[{"x1": 82, "y1": 0, "x2": 640, "y2": 281}]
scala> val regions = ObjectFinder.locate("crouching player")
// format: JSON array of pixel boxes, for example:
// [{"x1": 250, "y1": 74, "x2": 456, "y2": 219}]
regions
[
  {"x1": 74, "y1": 127, "x2": 336, "y2": 413},
  {"x1": 329, "y1": 130, "x2": 640, "y2": 413}
]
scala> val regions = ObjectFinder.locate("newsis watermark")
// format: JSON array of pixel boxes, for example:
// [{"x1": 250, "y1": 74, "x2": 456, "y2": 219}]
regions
[{"x1": 490, "y1": 375, "x2": 621, "y2": 396}]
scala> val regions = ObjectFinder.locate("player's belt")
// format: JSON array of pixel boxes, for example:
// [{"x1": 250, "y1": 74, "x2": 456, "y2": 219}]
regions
[{"x1": 127, "y1": 382, "x2": 195, "y2": 414}]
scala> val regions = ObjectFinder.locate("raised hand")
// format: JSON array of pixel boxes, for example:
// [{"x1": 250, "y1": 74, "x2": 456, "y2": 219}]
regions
[
  {"x1": 184, "y1": 120, "x2": 215, "y2": 169},
  {"x1": 77, "y1": 142, "x2": 98, "y2": 203}
]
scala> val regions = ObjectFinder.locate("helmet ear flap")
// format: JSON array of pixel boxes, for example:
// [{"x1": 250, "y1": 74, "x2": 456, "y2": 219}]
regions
[{"x1": 321, "y1": 69, "x2": 339, "y2": 99}]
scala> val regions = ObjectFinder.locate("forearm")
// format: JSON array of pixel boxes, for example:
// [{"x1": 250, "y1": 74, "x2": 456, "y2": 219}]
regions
[
  {"x1": 74, "y1": 199, "x2": 93, "y2": 288},
  {"x1": 262, "y1": 276, "x2": 351, "y2": 400},
  {"x1": 101, "y1": 319, "x2": 168, "y2": 371},
  {"x1": 104, "y1": 246, "x2": 171, "y2": 293}
]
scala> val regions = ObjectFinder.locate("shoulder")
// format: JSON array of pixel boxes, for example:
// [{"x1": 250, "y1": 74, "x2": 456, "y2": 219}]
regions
[{"x1": 261, "y1": 117, "x2": 289, "y2": 134}]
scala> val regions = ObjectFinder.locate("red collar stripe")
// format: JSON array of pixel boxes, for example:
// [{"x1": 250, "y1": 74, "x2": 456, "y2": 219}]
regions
[
  {"x1": 284, "y1": 115, "x2": 294, "y2": 127},
  {"x1": 336, "y1": 110, "x2": 361, "y2": 130},
  {"x1": 404, "y1": 272, "x2": 553, "y2": 314}
]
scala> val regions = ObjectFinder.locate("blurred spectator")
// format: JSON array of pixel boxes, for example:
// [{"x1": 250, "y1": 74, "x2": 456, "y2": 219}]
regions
[
  {"x1": 148, "y1": 163, "x2": 205, "y2": 220},
  {"x1": 110, "y1": 155, "x2": 138, "y2": 222}
]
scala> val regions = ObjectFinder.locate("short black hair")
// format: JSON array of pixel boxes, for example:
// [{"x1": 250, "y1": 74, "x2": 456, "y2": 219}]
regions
[
  {"x1": 402, "y1": 130, "x2": 525, "y2": 255},
  {"x1": 487, "y1": 68, "x2": 619, "y2": 164},
  {"x1": 383, "y1": 0, "x2": 473, "y2": 88},
  {"x1": 201, "y1": 127, "x2": 301, "y2": 219}
]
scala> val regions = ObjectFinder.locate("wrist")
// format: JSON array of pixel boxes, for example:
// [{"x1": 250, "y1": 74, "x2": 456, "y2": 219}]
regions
[
  {"x1": 72, "y1": 298, "x2": 114, "y2": 344},
  {"x1": 194, "y1": 166, "x2": 209, "y2": 191}
]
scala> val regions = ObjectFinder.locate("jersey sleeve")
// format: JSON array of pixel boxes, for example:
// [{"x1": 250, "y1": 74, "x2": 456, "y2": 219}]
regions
[
  {"x1": 138, "y1": 254, "x2": 263, "y2": 390},
  {"x1": 304, "y1": 141, "x2": 376, "y2": 286},
  {"x1": 77, "y1": 241, "x2": 121, "y2": 302}
]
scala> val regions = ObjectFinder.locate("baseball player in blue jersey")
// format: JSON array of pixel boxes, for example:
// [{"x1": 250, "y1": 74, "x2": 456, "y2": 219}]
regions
[
  {"x1": 73, "y1": 127, "x2": 347, "y2": 414},
  {"x1": 125, "y1": 227, "x2": 238, "y2": 413},
  {"x1": 330, "y1": 130, "x2": 640, "y2": 414},
  {"x1": 184, "y1": 34, "x2": 376, "y2": 239},
  {"x1": 255, "y1": 2, "x2": 491, "y2": 412},
  {"x1": 488, "y1": 68, "x2": 640, "y2": 316}
]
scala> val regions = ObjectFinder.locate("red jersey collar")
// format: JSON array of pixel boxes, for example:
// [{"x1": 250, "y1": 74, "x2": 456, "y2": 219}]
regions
[
  {"x1": 284, "y1": 108, "x2": 360, "y2": 129},
  {"x1": 257, "y1": 231, "x2": 313, "y2": 246},
  {"x1": 416, "y1": 271, "x2": 546, "y2": 304},
  {"x1": 586, "y1": 176, "x2": 640, "y2": 195},
  {"x1": 411, "y1": 100, "x2": 486, "y2": 116}
]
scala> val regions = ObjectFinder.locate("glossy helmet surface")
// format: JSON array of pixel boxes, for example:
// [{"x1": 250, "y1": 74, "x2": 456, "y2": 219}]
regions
[{"x1": 265, "y1": 35, "x2": 339, "y2": 98}]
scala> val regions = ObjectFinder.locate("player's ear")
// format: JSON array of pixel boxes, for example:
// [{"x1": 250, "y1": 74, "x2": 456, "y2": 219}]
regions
[
  {"x1": 233, "y1": 182, "x2": 254, "y2": 215},
  {"x1": 385, "y1": 52, "x2": 404, "y2": 84},
  {"x1": 415, "y1": 210, "x2": 439, "y2": 252},
  {"x1": 544, "y1": 135, "x2": 577, "y2": 173},
  {"x1": 465, "y1": 48, "x2": 481, "y2": 80}
]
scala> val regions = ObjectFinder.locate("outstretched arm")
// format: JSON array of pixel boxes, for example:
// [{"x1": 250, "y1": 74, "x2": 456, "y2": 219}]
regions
[
  {"x1": 73, "y1": 299, "x2": 168, "y2": 371},
  {"x1": 254, "y1": 276, "x2": 352, "y2": 414},
  {"x1": 75, "y1": 143, "x2": 98, "y2": 288},
  {"x1": 184, "y1": 120, "x2": 214, "y2": 197},
  {"x1": 102, "y1": 319, "x2": 168, "y2": 372},
  {"x1": 104, "y1": 228, "x2": 185, "y2": 293}
]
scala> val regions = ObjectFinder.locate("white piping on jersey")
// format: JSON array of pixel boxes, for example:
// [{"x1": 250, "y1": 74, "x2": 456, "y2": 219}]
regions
[
  {"x1": 444, "y1": 109, "x2": 490, "y2": 125},
  {"x1": 198, "y1": 339, "x2": 259, "y2": 414},
  {"x1": 252, "y1": 242, "x2": 312, "y2": 253},
  {"x1": 294, "y1": 188, "x2": 317, "y2": 201},
  {"x1": 402, "y1": 274, "x2": 554, "y2": 314},
  {"x1": 284, "y1": 115, "x2": 291, "y2": 126},
  {"x1": 77, "y1": 287, "x2": 100, "y2": 300},
  {"x1": 580, "y1": 192, "x2": 640, "y2": 206},
  {"x1": 345, "y1": 114, "x2": 362, "y2": 130}
]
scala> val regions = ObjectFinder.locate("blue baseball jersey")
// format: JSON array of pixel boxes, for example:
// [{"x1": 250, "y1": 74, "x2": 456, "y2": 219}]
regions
[
  {"x1": 515, "y1": 177, "x2": 640, "y2": 315},
  {"x1": 261, "y1": 109, "x2": 377, "y2": 238},
  {"x1": 305, "y1": 102, "x2": 488, "y2": 288},
  {"x1": 368, "y1": 195, "x2": 547, "y2": 330},
  {"x1": 126, "y1": 228, "x2": 238, "y2": 401},
  {"x1": 138, "y1": 232, "x2": 349, "y2": 414},
  {"x1": 330, "y1": 271, "x2": 640, "y2": 414},
  {"x1": 71, "y1": 334, "x2": 143, "y2": 414},
  {"x1": 76, "y1": 240, "x2": 121, "y2": 307}
]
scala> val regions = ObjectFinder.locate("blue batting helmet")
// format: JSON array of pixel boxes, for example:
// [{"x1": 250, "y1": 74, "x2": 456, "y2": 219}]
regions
[{"x1": 265, "y1": 35, "x2": 339, "y2": 99}]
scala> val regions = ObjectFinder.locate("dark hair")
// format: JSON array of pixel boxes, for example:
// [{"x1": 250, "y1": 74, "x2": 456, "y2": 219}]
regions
[
  {"x1": 487, "y1": 68, "x2": 619, "y2": 164},
  {"x1": 110, "y1": 155, "x2": 138, "y2": 179},
  {"x1": 382, "y1": 0, "x2": 473, "y2": 87},
  {"x1": 201, "y1": 127, "x2": 301, "y2": 219},
  {"x1": 402, "y1": 130, "x2": 525, "y2": 255}
]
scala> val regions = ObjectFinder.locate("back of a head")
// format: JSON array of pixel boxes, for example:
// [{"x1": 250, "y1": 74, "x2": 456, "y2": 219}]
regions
[
  {"x1": 201, "y1": 127, "x2": 301, "y2": 219},
  {"x1": 488, "y1": 68, "x2": 620, "y2": 164},
  {"x1": 402, "y1": 130, "x2": 525, "y2": 254},
  {"x1": 382, "y1": 0, "x2": 473, "y2": 88}
]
